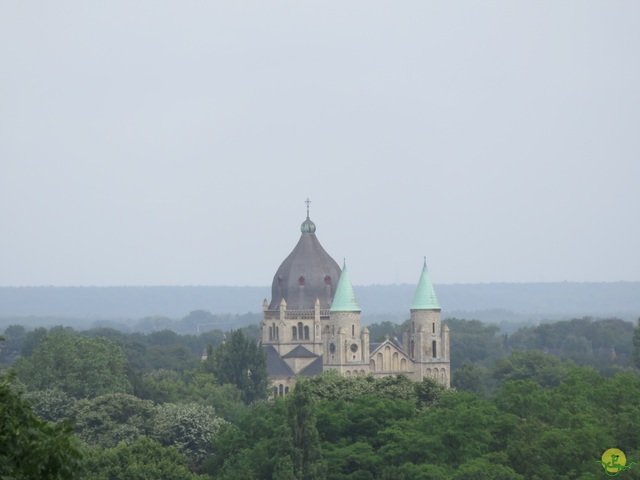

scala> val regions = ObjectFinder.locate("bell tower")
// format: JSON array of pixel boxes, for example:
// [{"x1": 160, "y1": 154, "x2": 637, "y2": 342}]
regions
[
  {"x1": 406, "y1": 259, "x2": 450, "y2": 387},
  {"x1": 323, "y1": 261, "x2": 369, "y2": 375}
]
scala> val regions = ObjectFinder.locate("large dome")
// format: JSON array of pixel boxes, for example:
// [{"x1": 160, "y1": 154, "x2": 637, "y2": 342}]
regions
[{"x1": 268, "y1": 216, "x2": 341, "y2": 310}]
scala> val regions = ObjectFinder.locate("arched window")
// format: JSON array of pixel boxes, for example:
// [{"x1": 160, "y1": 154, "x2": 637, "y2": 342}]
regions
[
  {"x1": 304, "y1": 326, "x2": 310, "y2": 340},
  {"x1": 432, "y1": 340, "x2": 437, "y2": 358},
  {"x1": 274, "y1": 386, "x2": 278, "y2": 397},
  {"x1": 410, "y1": 340, "x2": 415, "y2": 358},
  {"x1": 352, "y1": 324, "x2": 355, "y2": 336},
  {"x1": 370, "y1": 359, "x2": 375, "y2": 371},
  {"x1": 298, "y1": 322, "x2": 303, "y2": 340},
  {"x1": 285, "y1": 386, "x2": 289, "y2": 394},
  {"x1": 269, "y1": 326, "x2": 273, "y2": 340},
  {"x1": 392, "y1": 352, "x2": 399, "y2": 371},
  {"x1": 276, "y1": 326, "x2": 279, "y2": 340},
  {"x1": 400, "y1": 358, "x2": 407, "y2": 370},
  {"x1": 279, "y1": 384, "x2": 284, "y2": 396},
  {"x1": 432, "y1": 322, "x2": 435, "y2": 333},
  {"x1": 292, "y1": 326, "x2": 297, "y2": 340},
  {"x1": 377, "y1": 352, "x2": 383, "y2": 370}
]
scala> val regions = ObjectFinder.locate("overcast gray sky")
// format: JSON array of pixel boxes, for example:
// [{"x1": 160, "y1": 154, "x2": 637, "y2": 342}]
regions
[{"x1": 1, "y1": 1, "x2": 639, "y2": 287}]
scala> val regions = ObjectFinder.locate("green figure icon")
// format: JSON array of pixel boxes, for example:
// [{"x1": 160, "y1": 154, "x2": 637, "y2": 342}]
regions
[{"x1": 596, "y1": 448, "x2": 636, "y2": 476}]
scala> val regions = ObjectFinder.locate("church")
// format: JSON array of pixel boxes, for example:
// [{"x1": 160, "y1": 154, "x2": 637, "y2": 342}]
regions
[{"x1": 261, "y1": 204, "x2": 450, "y2": 397}]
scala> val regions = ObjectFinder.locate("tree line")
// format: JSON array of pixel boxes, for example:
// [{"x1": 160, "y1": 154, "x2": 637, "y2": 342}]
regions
[{"x1": 1, "y1": 315, "x2": 640, "y2": 478}]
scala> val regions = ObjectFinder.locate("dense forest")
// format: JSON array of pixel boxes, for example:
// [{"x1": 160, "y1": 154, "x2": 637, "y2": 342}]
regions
[{"x1": 2, "y1": 314, "x2": 640, "y2": 479}]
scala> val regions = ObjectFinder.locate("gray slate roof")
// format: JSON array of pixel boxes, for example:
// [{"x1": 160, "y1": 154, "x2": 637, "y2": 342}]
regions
[
  {"x1": 282, "y1": 345, "x2": 318, "y2": 358},
  {"x1": 268, "y1": 220, "x2": 341, "y2": 310},
  {"x1": 264, "y1": 345, "x2": 295, "y2": 377},
  {"x1": 298, "y1": 356, "x2": 324, "y2": 376},
  {"x1": 369, "y1": 337, "x2": 406, "y2": 356}
]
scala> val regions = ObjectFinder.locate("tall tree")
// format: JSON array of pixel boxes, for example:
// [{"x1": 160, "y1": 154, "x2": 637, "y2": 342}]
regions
[
  {"x1": 152, "y1": 402, "x2": 225, "y2": 459},
  {"x1": 206, "y1": 329, "x2": 268, "y2": 404},
  {"x1": 633, "y1": 316, "x2": 640, "y2": 368},
  {"x1": 287, "y1": 380, "x2": 324, "y2": 480},
  {"x1": 84, "y1": 437, "x2": 206, "y2": 480},
  {"x1": 13, "y1": 331, "x2": 133, "y2": 398},
  {"x1": 0, "y1": 373, "x2": 84, "y2": 480},
  {"x1": 71, "y1": 393, "x2": 156, "y2": 448}
]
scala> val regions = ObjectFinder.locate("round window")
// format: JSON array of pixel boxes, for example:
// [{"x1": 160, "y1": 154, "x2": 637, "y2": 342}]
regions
[
  {"x1": 350, "y1": 343, "x2": 358, "y2": 353},
  {"x1": 329, "y1": 343, "x2": 336, "y2": 354}
]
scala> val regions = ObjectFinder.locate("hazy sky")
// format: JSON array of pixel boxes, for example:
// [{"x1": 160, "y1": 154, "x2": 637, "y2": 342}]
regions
[{"x1": 1, "y1": 2, "x2": 639, "y2": 287}]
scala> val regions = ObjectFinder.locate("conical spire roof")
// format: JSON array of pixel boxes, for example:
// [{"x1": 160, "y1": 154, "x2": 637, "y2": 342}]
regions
[
  {"x1": 330, "y1": 261, "x2": 360, "y2": 312},
  {"x1": 411, "y1": 258, "x2": 441, "y2": 310}
]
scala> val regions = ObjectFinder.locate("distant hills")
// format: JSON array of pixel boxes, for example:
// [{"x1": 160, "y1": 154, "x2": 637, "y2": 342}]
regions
[{"x1": 1, "y1": 283, "x2": 638, "y2": 324}]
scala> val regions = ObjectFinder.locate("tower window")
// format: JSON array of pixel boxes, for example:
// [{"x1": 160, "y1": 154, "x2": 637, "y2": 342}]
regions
[
  {"x1": 298, "y1": 276, "x2": 305, "y2": 286},
  {"x1": 325, "y1": 275, "x2": 331, "y2": 285},
  {"x1": 298, "y1": 322, "x2": 303, "y2": 340},
  {"x1": 292, "y1": 326, "x2": 297, "y2": 340},
  {"x1": 432, "y1": 322, "x2": 435, "y2": 334},
  {"x1": 269, "y1": 326, "x2": 273, "y2": 340},
  {"x1": 304, "y1": 325, "x2": 310, "y2": 340},
  {"x1": 432, "y1": 340, "x2": 437, "y2": 358},
  {"x1": 352, "y1": 324, "x2": 355, "y2": 336}
]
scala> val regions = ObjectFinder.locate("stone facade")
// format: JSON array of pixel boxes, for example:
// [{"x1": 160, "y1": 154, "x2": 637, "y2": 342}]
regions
[{"x1": 263, "y1": 212, "x2": 450, "y2": 397}]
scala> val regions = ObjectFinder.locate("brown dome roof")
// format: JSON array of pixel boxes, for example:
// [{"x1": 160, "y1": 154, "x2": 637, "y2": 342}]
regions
[{"x1": 268, "y1": 217, "x2": 341, "y2": 310}]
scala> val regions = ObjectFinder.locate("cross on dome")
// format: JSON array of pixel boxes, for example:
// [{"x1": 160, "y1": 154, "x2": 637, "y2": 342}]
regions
[{"x1": 300, "y1": 198, "x2": 316, "y2": 234}]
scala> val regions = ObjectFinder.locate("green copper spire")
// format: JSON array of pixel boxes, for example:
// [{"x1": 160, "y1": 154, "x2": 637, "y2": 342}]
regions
[
  {"x1": 330, "y1": 260, "x2": 361, "y2": 312},
  {"x1": 411, "y1": 258, "x2": 441, "y2": 310}
]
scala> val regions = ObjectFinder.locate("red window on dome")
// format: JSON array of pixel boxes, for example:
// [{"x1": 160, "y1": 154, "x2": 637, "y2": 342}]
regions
[{"x1": 298, "y1": 276, "x2": 305, "y2": 286}]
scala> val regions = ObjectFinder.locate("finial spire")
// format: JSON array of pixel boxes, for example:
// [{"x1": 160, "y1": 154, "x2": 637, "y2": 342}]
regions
[{"x1": 300, "y1": 198, "x2": 316, "y2": 233}]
